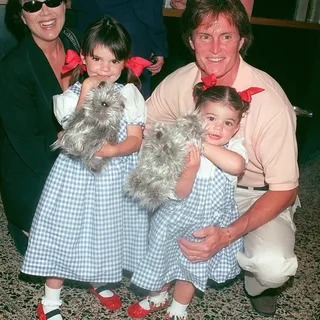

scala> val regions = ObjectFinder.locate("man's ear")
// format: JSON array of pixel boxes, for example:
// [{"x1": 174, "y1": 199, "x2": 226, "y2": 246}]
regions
[{"x1": 189, "y1": 36, "x2": 195, "y2": 50}]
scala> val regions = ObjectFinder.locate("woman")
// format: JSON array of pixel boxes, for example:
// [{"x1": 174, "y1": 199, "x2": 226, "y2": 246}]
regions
[{"x1": 0, "y1": 0, "x2": 80, "y2": 255}]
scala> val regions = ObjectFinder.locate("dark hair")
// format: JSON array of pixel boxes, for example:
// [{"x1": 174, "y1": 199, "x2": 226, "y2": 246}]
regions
[
  {"x1": 5, "y1": 0, "x2": 67, "y2": 40},
  {"x1": 181, "y1": 0, "x2": 253, "y2": 57},
  {"x1": 71, "y1": 16, "x2": 140, "y2": 88},
  {"x1": 193, "y1": 84, "x2": 250, "y2": 120}
]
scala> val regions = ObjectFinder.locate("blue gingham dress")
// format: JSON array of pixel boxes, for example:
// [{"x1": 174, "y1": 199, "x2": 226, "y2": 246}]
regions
[
  {"x1": 21, "y1": 83, "x2": 148, "y2": 283},
  {"x1": 131, "y1": 153, "x2": 244, "y2": 292}
]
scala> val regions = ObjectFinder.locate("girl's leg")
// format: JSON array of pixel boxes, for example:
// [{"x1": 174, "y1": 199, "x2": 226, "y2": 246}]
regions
[
  {"x1": 127, "y1": 283, "x2": 170, "y2": 318},
  {"x1": 39, "y1": 277, "x2": 64, "y2": 320},
  {"x1": 166, "y1": 280, "x2": 195, "y2": 319}
]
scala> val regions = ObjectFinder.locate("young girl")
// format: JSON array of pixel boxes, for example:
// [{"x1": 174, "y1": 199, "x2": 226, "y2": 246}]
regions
[
  {"x1": 128, "y1": 84, "x2": 264, "y2": 320},
  {"x1": 21, "y1": 16, "x2": 151, "y2": 320}
]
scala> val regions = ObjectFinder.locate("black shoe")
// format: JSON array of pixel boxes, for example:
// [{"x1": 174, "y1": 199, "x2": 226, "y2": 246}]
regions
[{"x1": 248, "y1": 288, "x2": 277, "y2": 317}]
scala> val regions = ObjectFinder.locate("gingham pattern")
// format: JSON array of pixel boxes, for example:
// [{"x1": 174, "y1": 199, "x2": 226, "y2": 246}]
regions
[
  {"x1": 21, "y1": 83, "x2": 148, "y2": 282},
  {"x1": 131, "y1": 166, "x2": 243, "y2": 292},
  {"x1": 69, "y1": 81, "x2": 82, "y2": 95}
]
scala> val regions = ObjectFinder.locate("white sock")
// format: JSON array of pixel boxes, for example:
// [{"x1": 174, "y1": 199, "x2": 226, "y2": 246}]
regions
[
  {"x1": 167, "y1": 298, "x2": 189, "y2": 318},
  {"x1": 42, "y1": 284, "x2": 63, "y2": 320},
  {"x1": 139, "y1": 291, "x2": 169, "y2": 310},
  {"x1": 91, "y1": 283, "x2": 114, "y2": 298}
]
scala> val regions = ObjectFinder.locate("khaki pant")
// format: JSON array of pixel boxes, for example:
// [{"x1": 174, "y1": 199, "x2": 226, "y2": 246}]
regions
[{"x1": 235, "y1": 187, "x2": 299, "y2": 296}]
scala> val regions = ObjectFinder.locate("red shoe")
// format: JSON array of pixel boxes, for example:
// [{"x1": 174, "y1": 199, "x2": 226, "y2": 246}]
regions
[
  {"x1": 37, "y1": 303, "x2": 61, "y2": 320},
  {"x1": 89, "y1": 286, "x2": 122, "y2": 310},
  {"x1": 127, "y1": 296, "x2": 169, "y2": 318}
]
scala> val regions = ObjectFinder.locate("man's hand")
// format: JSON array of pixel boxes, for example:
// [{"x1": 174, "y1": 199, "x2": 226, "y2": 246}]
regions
[{"x1": 179, "y1": 226, "x2": 230, "y2": 263}]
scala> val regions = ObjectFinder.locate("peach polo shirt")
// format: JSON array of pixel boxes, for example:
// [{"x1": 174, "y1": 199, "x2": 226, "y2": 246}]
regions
[{"x1": 147, "y1": 58, "x2": 299, "y2": 191}]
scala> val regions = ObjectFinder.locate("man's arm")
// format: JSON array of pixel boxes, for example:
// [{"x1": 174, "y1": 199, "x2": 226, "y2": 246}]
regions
[{"x1": 179, "y1": 187, "x2": 298, "y2": 262}]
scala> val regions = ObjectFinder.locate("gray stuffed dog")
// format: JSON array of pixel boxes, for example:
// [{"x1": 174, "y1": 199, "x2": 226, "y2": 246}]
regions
[
  {"x1": 125, "y1": 112, "x2": 206, "y2": 211},
  {"x1": 52, "y1": 82, "x2": 124, "y2": 172}
]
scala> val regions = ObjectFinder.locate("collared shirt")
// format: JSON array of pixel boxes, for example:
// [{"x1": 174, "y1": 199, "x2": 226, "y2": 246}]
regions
[{"x1": 147, "y1": 57, "x2": 299, "y2": 191}]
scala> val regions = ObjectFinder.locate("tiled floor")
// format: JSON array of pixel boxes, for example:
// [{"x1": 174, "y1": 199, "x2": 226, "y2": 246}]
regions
[{"x1": 0, "y1": 156, "x2": 319, "y2": 320}]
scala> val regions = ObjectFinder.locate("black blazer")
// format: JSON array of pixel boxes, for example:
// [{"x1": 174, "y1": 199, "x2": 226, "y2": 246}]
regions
[{"x1": 0, "y1": 30, "x2": 79, "y2": 232}]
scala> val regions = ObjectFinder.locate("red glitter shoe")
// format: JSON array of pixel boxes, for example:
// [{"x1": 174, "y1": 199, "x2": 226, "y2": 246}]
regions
[
  {"x1": 89, "y1": 285, "x2": 122, "y2": 310},
  {"x1": 127, "y1": 295, "x2": 169, "y2": 318},
  {"x1": 37, "y1": 303, "x2": 61, "y2": 320}
]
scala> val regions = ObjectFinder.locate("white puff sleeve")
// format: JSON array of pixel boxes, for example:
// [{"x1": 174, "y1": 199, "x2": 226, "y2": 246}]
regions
[
  {"x1": 121, "y1": 83, "x2": 147, "y2": 125},
  {"x1": 53, "y1": 88, "x2": 79, "y2": 129},
  {"x1": 225, "y1": 137, "x2": 248, "y2": 184}
]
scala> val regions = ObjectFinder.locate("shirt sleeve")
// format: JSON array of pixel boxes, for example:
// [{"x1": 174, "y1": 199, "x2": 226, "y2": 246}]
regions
[
  {"x1": 256, "y1": 108, "x2": 299, "y2": 190},
  {"x1": 228, "y1": 137, "x2": 249, "y2": 164},
  {"x1": 53, "y1": 89, "x2": 79, "y2": 128},
  {"x1": 121, "y1": 83, "x2": 147, "y2": 125}
]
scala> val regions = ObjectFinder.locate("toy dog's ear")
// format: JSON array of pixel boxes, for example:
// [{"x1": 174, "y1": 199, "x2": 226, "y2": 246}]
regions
[
  {"x1": 156, "y1": 130, "x2": 163, "y2": 139},
  {"x1": 98, "y1": 81, "x2": 107, "y2": 88}
]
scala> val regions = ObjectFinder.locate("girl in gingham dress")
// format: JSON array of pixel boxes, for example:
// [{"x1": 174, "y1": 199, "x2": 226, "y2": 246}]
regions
[
  {"x1": 21, "y1": 16, "x2": 152, "y2": 320},
  {"x1": 128, "y1": 84, "x2": 264, "y2": 320}
]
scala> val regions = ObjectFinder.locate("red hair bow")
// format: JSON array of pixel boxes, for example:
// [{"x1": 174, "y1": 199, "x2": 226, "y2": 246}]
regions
[
  {"x1": 61, "y1": 50, "x2": 86, "y2": 75},
  {"x1": 201, "y1": 73, "x2": 217, "y2": 90},
  {"x1": 125, "y1": 56, "x2": 153, "y2": 77},
  {"x1": 237, "y1": 87, "x2": 265, "y2": 102}
]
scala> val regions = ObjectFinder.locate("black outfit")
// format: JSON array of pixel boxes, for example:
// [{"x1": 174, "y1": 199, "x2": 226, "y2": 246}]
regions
[
  {"x1": 0, "y1": 29, "x2": 79, "y2": 255},
  {"x1": 72, "y1": 0, "x2": 168, "y2": 98}
]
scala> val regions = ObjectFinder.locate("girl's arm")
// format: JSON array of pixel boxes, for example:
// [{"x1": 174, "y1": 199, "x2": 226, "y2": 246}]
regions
[
  {"x1": 76, "y1": 75, "x2": 109, "y2": 108},
  {"x1": 175, "y1": 145, "x2": 201, "y2": 199},
  {"x1": 203, "y1": 142, "x2": 246, "y2": 176},
  {"x1": 95, "y1": 124, "x2": 143, "y2": 158}
]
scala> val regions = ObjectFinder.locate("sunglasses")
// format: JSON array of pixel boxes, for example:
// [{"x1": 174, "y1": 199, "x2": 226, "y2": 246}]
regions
[{"x1": 21, "y1": 0, "x2": 64, "y2": 13}]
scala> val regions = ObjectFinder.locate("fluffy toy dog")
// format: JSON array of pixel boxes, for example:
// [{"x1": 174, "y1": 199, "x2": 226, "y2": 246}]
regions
[
  {"x1": 125, "y1": 113, "x2": 206, "y2": 211},
  {"x1": 52, "y1": 82, "x2": 124, "y2": 172}
]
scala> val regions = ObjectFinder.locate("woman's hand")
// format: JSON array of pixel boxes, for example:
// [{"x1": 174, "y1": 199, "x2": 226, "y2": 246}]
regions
[
  {"x1": 178, "y1": 226, "x2": 231, "y2": 263},
  {"x1": 147, "y1": 56, "x2": 164, "y2": 75}
]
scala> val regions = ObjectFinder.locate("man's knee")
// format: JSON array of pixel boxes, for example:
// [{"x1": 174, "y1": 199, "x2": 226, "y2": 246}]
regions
[{"x1": 237, "y1": 251, "x2": 298, "y2": 286}]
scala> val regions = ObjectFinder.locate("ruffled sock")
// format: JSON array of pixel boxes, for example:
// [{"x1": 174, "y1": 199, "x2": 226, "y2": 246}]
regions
[
  {"x1": 166, "y1": 298, "x2": 189, "y2": 319},
  {"x1": 41, "y1": 284, "x2": 63, "y2": 320},
  {"x1": 139, "y1": 291, "x2": 169, "y2": 310}
]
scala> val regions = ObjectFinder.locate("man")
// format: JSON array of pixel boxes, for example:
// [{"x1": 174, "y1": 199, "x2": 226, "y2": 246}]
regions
[{"x1": 147, "y1": 0, "x2": 299, "y2": 317}]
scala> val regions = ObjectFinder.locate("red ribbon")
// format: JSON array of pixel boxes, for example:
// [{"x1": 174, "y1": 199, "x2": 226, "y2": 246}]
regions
[
  {"x1": 61, "y1": 50, "x2": 86, "y2": 75},
  {"x1": 237, "y1": 87, "x2": 265, "y2": 102},
  {"x1": 201, "y1": 73, "x2": 217, "y2": 90},
  {"x1": 125, "y1": 56, "x2": 153, "y2": 77}
]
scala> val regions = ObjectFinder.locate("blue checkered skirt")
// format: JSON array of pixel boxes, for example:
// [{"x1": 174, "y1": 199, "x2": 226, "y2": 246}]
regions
[
  {"x1": 131, "y1": 168, "x2": 243, "y2": 292},
  {"x1": 21, "y1": 121, "x2": 148, "y2": 283}
]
